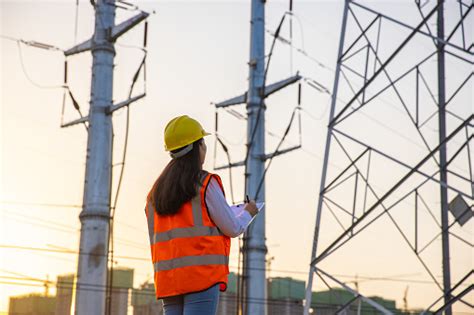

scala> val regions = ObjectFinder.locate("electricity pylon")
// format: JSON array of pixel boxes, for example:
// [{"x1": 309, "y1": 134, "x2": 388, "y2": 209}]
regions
[{"x1": 304, "y1": 1, "x2": 472, "y2": 314}]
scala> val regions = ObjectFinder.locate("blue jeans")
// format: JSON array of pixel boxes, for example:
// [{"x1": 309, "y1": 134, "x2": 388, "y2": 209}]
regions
[{"x1": 162, "y1": 284, "x2": 220, "y2": 315}]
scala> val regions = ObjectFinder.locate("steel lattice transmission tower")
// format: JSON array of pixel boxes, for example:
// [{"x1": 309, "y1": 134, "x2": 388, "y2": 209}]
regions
[{"x1": 303, "y1": 1, "x2": 472, "y2": 314}]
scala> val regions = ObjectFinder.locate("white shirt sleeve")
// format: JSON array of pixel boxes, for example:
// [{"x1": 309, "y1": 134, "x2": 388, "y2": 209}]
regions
[{"x1": 205, "y1": 177, "x2": 253, "y2": 237}]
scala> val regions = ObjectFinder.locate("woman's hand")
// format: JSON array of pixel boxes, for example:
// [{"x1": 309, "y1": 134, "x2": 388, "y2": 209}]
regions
[{"x1": 244, "y1": 200, "x2": 258, "y2": 217}]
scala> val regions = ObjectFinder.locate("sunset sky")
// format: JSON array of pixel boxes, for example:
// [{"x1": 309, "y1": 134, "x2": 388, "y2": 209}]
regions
[{"x1": 1, "y1": 0, "x2": 472, "y2": 314}]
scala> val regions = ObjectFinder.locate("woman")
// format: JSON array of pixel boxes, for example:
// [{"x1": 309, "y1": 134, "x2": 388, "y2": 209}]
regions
[{"x1": 145, "y1": 115, "x2": 258, "y2": 315}]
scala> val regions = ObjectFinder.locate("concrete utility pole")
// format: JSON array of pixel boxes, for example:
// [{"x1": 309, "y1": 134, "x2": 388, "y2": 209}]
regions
[
  {"x1": 74, "y1": 2, "x2": 115, "y2": 313},
  {"x1": 244, "y1": 0, "x2": 267, "y2": 314},
  {"x1": 436, "y1": 1, "x2": 452, "y2": 314},
  {"x1": 214, "y1": 1, "x2": 300, "y2": 313},
  {"x1": 62, "y1": 1, "x2": 148, "y2": 314}
]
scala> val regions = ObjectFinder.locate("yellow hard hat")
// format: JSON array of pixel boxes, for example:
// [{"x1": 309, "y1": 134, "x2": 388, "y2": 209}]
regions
[{"x1": 164, "y1": 115, "x2": 210, "y2": 152}]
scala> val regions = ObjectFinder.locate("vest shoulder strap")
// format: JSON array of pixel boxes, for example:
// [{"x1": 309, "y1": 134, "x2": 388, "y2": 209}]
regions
[{"x1": 200, "y1": 171, "x2": 225, "y2": 197}]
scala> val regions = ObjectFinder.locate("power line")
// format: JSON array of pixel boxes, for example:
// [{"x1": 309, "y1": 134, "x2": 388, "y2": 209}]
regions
[
  {"x1": 0, "y1": 200, "x2": 81, "y2": 208},
  {"x1": 1, "y1": 209, "x2": 148, "y2": 251},
  {"x1": 0, "y1": 200, "x2": 144, "y2": 232},
  {"x1": 0, "y1": 34, "x2": 63, "y2": 51},
  {"x1": 1, "y1": 243, "x2": 467, "y2": 287},
  {"x1": 215, "y1": 7, "x2": 464, "y2": 304},
  {"x1": 1, "y1": 33, "x2": 90, "y2": 133},
  {"x1": 301, "y1": 73, "x2": 470, "y2": 175},
  {"x1": 73, "y1": 0, "x2": 80, "y2": 44},
  {"x1": 2, "y1": 213, "x2": 78, "y2": 235},
  {"x1": 2, "y1": 272, "x2": 463, "y2": 295},
  {"x1": 253, "y1": 105, "x2": 300, "y2": 200},
  {"x1": 265, "y1": 14, "x2": 466, "y2": 142},
  {"x1": 16, "y1": 41, "x2": 65, "y2": 90},
  {"x1": 216, "y1": 38, "x2": 461, "y2": 204}
]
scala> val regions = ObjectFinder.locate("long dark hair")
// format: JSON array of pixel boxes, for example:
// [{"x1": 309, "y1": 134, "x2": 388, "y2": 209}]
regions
[{"x1": 151, "y1": 139, "x2": 203, "y2": 215}]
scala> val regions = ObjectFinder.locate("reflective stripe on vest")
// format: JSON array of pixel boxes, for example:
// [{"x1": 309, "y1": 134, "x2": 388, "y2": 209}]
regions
[
  {"x1": 146, "y1": 202, "x2": 155, "y2": 243},
  {"x1": 152, "y1": 225, "x2": 222, "y2": 243},
  {"x1": 154, "y1": 254, "x2": 229, "y2": 272},
  {"x1": 191, "y1": 195, "x2": 203, "y2": 226}
]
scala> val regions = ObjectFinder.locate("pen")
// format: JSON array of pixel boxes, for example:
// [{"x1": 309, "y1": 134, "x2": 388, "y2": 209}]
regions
[{"x1": 246, "y1": 195, "x2": 250, "y2": 203}]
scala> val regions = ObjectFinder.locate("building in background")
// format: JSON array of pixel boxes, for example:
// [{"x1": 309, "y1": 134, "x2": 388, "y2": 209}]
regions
[
  {"x1": 9, "y1": 270, "x2": 427, "y2": 314},
  {"x1": 55, "y1": 274, "x2": 74, "y2": 315},
  {"x1": 267, "y1": 277, "x2": 305, "y2": 315},
  {"x1": 217, "y1": 272, "x2": 238, "y2": 315},
  {"x1": 311, "y1": 288, "x2": 426, "y2": 315},
  {"x1": 9, "y1": 268, "x2": 133, "y2": 315},
  {"x1": 106, "y1": 268, "x2": 134, "y2": 315},
  {"x1": 8, "y1": 294, "x2": 56, "y2": 315},
  {"x1": 131, "y1": 282, "x2": 162, "y2": 315}
]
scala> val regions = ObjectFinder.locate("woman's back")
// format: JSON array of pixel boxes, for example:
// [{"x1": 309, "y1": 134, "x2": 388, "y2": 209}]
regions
[{"x1": 145, "y1": 115, "x2": 258, "y2": 315}]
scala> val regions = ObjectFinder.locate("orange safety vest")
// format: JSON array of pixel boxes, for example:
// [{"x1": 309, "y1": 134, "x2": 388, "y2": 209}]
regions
[{"x1": 145, "y1": 171, "x2": 231, "y2": 298}]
